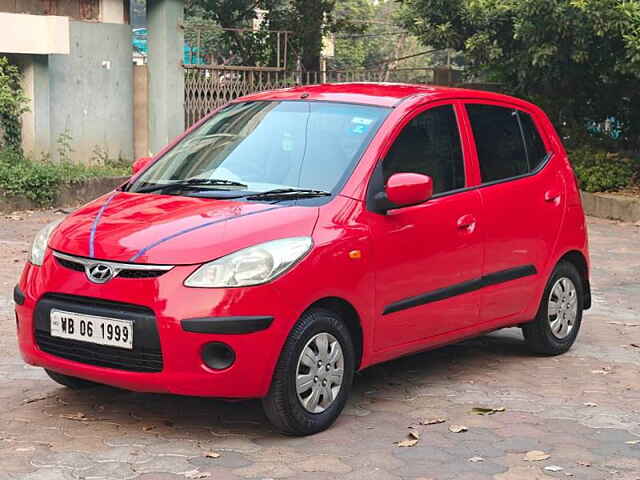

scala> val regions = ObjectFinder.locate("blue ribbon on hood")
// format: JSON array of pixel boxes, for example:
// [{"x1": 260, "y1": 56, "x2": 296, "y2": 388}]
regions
[
  {"x1": 127, "y1": 205, "x2": 284, "y2": 262},
  {"x1": 88, "y1": 190, "x2": 284, "y2": 262}
]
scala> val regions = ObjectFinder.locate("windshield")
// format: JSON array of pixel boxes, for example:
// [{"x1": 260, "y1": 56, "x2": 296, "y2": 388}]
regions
[{"x1": 127, "y1": 101, "x2": 390, "y2": 198}]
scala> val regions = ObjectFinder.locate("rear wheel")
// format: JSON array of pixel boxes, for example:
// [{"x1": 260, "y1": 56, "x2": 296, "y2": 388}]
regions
[
  {"x1": 45, "y1": 369, "x2": 99, "y2": 389},
  {"x1": 262, "y1": 308, "x2": 354, "y2": 436},
  {"x1": 522, "y1": 261, "x2": 583, "y2": 355}
]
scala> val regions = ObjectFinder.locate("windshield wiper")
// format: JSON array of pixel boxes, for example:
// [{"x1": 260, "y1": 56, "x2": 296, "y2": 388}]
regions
[
  {"x1": 134, "y1": 178, "x2": 248, "y2": 194},
  {"x1": 244, "y1": 188, "x2": 331, "y2": 200}
]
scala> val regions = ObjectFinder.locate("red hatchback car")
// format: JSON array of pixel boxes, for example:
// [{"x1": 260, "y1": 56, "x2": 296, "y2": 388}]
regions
[{"x1": 15, "y1": 84, "x2": 590, "y2": 435}]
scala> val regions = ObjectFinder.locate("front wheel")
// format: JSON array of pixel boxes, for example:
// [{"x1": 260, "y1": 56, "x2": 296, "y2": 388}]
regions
[
  {"x1": 522, "y1": 261, "x2": 584, "y2": 355},
  {"x1": 262, "y1": 308, "x2": 355, "y2": 436}
]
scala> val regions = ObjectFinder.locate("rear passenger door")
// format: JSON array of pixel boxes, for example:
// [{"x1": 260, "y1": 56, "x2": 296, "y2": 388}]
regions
[{"x1": 464, "y1": 103, "x2": 564, "y2": 322}]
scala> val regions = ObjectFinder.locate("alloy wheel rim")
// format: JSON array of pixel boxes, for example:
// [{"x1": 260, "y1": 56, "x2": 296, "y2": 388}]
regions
[
  {"x1": 548, "y1": 277, "x2": 578, "y2": 339},
  {"x1": 295, "y1": 332, "x2": 344, "y2": 413}
]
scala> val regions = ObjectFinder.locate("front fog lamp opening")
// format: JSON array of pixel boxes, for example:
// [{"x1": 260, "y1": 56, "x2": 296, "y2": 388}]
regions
[{"x1": 202, "y1": 342, "x2": 235, "y2": 370}]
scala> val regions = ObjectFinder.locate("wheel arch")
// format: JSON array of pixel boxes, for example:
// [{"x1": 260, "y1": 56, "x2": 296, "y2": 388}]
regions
[
  {"x1": 304, "y1": 297, "x2": 364, "y2": 370},
  {"x1": 557, "y1": 250, "x2": 591, "y2": 309}
]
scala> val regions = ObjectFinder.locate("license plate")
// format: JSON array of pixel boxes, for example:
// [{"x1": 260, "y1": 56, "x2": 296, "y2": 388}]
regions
[{"x1": 50, "y1": 309, "x2": 133, "y2": 350}]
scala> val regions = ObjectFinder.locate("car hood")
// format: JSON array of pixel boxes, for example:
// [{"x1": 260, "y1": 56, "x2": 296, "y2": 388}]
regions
[{"x1": 49, "y1": 192, "x2": 320, "y2": 265}]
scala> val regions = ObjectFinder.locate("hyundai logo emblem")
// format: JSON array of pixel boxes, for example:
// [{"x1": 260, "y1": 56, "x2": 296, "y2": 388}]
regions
[{"x1": 87, "y1": 263, "x2": 115, "y2": 284}]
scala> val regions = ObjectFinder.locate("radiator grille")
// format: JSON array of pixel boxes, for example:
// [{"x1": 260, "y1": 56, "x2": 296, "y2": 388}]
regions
[{"x1": 36, "y1": 331, "x2": 163, "y2": 372}]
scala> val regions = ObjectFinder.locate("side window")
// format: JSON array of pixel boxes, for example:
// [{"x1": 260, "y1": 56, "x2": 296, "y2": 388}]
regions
[
  {"x1": 382, "y1": 105, "x2": 465, "y2": 195},
  {"x1": 467, "y1": 104, "x2": 529, "y2": 183},
  {"x1": 519, "y1": 112, "x2": 549, "y2": 170},
  {"x1": 467, "y1": 104, "x2": 551, "y2": 183}
]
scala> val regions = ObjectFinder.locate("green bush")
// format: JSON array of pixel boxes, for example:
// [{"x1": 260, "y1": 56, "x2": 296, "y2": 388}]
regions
[
  {"x1": 569, "y1": 147, "x2": 639, "y2": 193},
  {"x1": 0, "y1": 57, "x2": 29, "y2": 150},
  {"x1": 0, "y1": 148, "x2": 130, "y2": 206}
]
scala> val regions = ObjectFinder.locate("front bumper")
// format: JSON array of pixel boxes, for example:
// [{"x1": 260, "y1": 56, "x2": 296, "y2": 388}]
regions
[{"x1": 15, "y1": 250, "x2": 299, "y2": 398}]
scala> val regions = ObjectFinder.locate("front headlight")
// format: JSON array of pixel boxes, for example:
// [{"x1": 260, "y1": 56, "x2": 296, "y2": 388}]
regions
[
  {"x1": 30, "y1": 219, "x2": 63, "y2": 266},
  {"x1": 184, "y1": 237, "x2": 313, "y2": 288}
]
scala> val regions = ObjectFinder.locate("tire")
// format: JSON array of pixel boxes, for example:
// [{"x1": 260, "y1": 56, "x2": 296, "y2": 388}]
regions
[
  {"x1": 45, "y1": 369, "x2": 99, "y2": 389},
  {"x1": 522, "y1": 261, "x2": 584, "y2": 355},
  {"x1": 262, "y1": 307, "x2": 355, "y2": 436}
]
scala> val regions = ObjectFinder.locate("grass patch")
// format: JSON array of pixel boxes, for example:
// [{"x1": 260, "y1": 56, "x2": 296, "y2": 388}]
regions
[{"x1": 0, "y1": 148, "x2": 130, "y2": 206}]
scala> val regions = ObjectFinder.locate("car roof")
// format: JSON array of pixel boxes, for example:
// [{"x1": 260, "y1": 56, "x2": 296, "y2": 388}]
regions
[{"x1": 233, "y1": 82, "x2": 533, "y2": 109}]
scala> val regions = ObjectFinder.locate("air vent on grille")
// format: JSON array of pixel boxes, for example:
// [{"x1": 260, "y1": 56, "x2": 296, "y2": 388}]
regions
[
  {"x1": 54, "y1": 255, "x2": 170, "y2": 279},
  {"x1": 36, "y1": 331, "x2": 163, "y2": 372},
  {"x1": 56, "y1": 257, "x2": 85, "y2": 272}
]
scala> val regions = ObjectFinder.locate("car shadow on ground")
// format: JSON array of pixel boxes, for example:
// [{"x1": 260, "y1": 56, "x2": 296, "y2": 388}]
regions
[{"x1": 42, "y1": 328, "x2": 532, "y2": 440}]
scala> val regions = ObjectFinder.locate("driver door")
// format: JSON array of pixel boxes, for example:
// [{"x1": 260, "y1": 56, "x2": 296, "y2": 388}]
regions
[{"x1": 366, "y1": 103, "x2": 484, "y2": 352}]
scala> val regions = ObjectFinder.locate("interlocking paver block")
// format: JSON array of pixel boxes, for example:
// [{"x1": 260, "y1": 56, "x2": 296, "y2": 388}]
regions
[{"x1": 1, "y1": 213, "x2": 639, "y2": 479}]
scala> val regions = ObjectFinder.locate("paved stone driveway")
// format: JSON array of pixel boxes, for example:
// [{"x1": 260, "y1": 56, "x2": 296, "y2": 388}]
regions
[{"x1": 1, "y1": 211, "x2": 638, "y2": 480}]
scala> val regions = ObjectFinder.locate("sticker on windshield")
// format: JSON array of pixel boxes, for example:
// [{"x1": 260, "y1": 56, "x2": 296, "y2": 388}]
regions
[
  {"x1": 349, "y1": 117, "x2": 374, "y2": 135},
  {"x1": 352, "y1": 117, "x2": 374, "y2": 125}
]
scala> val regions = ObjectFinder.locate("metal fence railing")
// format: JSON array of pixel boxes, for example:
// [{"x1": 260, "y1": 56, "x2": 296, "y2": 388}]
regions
[{"x1": 184, "y1": 65, "x2": 465, "y2": 127}]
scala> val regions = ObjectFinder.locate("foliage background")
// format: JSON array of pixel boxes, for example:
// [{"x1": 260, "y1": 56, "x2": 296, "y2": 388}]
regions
[
  {"x1": 0, "y1": 57, "x2": 29, "y2": 151},
  {"x1": 398, "y1": 0, "x2": 640, "y2": 151}
]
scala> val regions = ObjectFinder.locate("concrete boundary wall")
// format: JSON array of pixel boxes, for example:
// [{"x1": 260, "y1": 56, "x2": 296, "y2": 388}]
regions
[
  {"x1": 0, "y1": 177, "x2": 128, "y2": 213},
  {"x1": 2, "y1": 180, "x2": 639, "y2": 223},
  {"x1": 581, "y1": 191, "x2": 640, "y2": 223}
]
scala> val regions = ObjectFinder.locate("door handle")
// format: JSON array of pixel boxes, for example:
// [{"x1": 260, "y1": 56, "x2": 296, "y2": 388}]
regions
[
  {"x1": 457, "y1": 214, "x2": 476, "y2": 231},
  {"x1": 544, "y1": 190, "x2": 561, "y2": 203}
]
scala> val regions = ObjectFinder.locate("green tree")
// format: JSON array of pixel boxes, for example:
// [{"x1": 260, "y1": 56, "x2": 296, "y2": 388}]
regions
[
  {"x1": 186, "y1": 0, "x2": 373, "y2": 71},
  {"x1": 0, "y1": 57, "x2": 28, "y2": 151},
  {"x1": 185, "y1": 0, "x2": 271, "y2": 65},
  {"x1": 266, "y1": 0, "x2": 360, "y2": 71},
  {"x1": 399, "y1": 0, "x2": 640, "y2": 148},
  {"x1": 330, "y1": 0, "x2": 379, "y2": 70}
]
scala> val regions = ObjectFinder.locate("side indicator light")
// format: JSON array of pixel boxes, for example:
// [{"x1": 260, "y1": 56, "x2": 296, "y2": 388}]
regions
[{"x1": 348, "y1": 250, "x2": 362, "y2": 260}]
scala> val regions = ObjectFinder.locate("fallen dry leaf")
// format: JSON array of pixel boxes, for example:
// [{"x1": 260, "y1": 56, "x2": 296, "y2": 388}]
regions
[
  {"x1": 470, "y1": 406, "x2": 505, "y2": 415},
  {"x1": 396, "y1": 431, "x2": 420, "y2": 447},
  {"x1": 625, "y1": 440, "x2": 640, "y2": 445},
  {"x1": 204, "y1": 451, "x2": 221, "y2": 458},
  {"x1": 15, "y1": 447, "x2": 35, "y2": 452},
  {"x1": 142, "y1": 425, "x2": 155, "y2": 432},
  {"x1": 449, "y1": 425, "x2": 467, "y2": 433},
  {"x1": 396, "y1": 438, "x2": 419, "y2": 447},
  {"x1": 421, "y1": 418, "x2": 447, "y2": 425},
  {"x1": 545, "y1": 465, "x2": 564, "y2": 472},
  {"x1": 583, "y1": 402, "x2": 598, "y2": 407},
  {"x1": 21, "y1": 395, "x2": 51, "y2": 405},
  {"x1": 524, "y1": 450, "x2": 551, "y2": 462},
  {"x1": 469, "y1": 456, "x2": 484, "y2": 463},
  {"x1": 630, "y1": 343, "x2": 639, "y2": 348},
  {"x1": 60, "y1": 412, "x2": 88, "y2": 422},
  {"x1": 184, "y1": 470, "x2": 211, "y2": 479},
  {"x1": 576, "y1": 460, "x2": 591, "y2": 467}
]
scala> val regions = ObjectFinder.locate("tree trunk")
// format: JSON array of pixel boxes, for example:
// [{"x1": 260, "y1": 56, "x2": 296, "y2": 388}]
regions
[{"x1": 295, "y1": 0, "x2": 327, "y2": 72}]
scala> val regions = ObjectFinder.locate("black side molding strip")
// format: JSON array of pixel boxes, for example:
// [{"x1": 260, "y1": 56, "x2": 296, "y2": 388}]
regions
[
  {"x1": 181, "y1": 316, "x2": 274, "y2": 334},
  {"x1": 482, "y1": 265, "x2": 537, "y2": 288},
  {"x1": 383, "y1": 265, "x2": 537, "y2": 316},
  {"x1": 13, "y1": 285, "x2": 25, "y2": 305}
]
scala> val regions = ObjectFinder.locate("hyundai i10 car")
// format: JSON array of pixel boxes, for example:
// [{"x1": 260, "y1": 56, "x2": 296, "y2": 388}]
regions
[{"x1": 14, "y1": 83, "x2": 590, "y2": 435}]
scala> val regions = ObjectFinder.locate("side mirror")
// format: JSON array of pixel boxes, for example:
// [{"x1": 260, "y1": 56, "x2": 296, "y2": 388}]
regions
[
  {"x1": 132, "y1": 156, "x2": 153, "y2": 175},
  {"x1": 384, "y1": 173, "x2": 433, "y2": 210}
]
